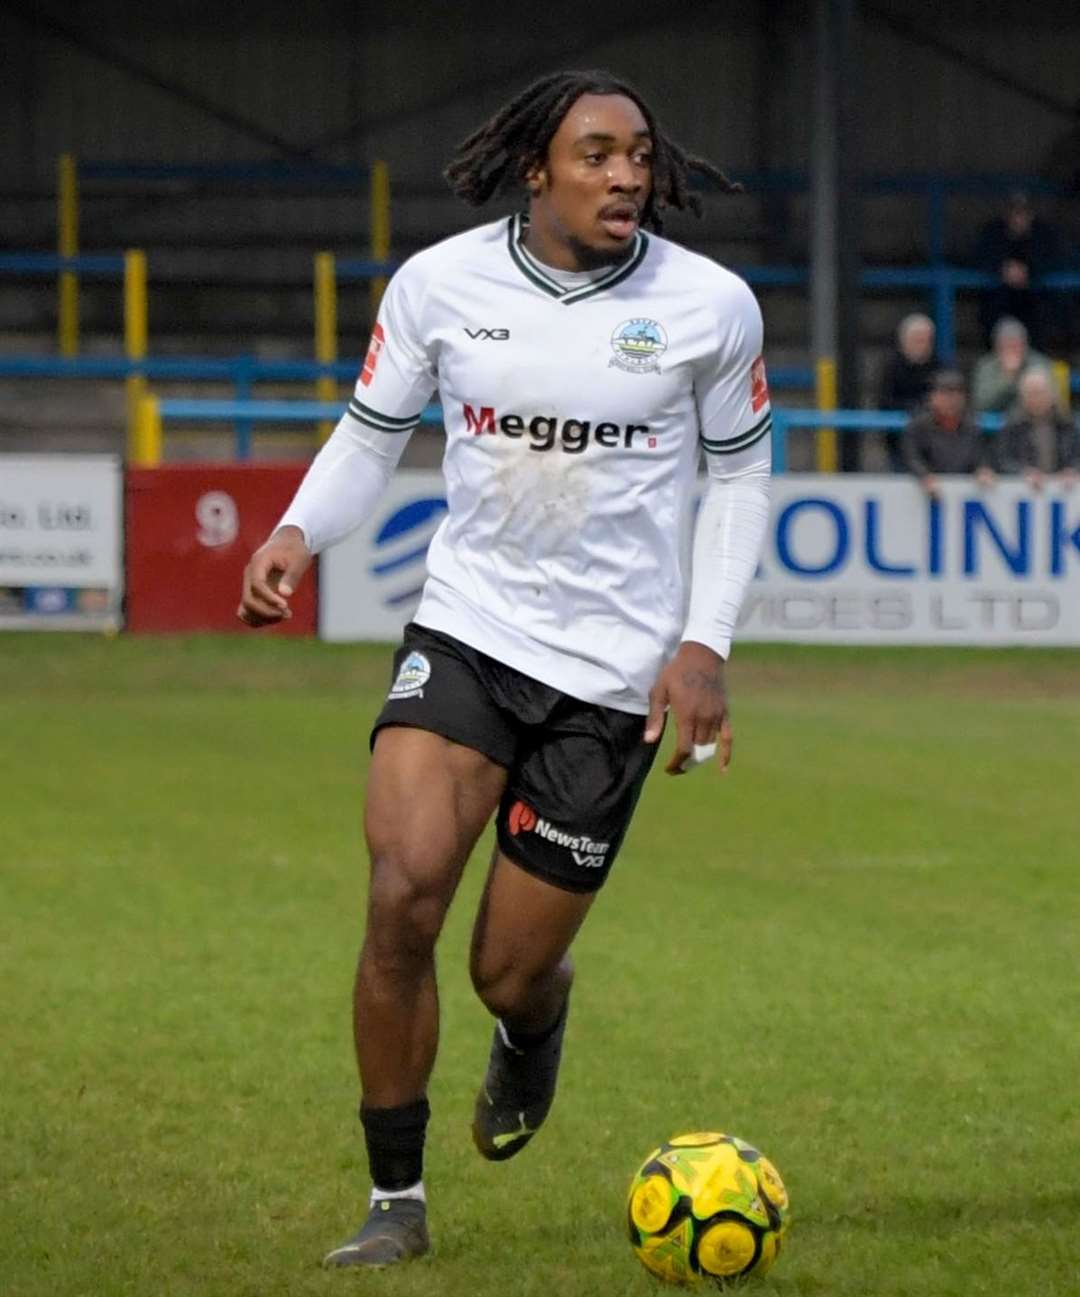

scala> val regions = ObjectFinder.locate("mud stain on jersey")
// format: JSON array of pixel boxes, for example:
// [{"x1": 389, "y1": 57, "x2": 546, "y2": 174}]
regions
[{"x1": 488, "y1": 444, "x2": 593, "y2": 570}]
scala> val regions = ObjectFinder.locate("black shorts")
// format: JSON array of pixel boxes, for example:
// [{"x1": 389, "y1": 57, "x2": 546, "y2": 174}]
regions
[{"x1": 371, "y1": 623, "x2": 659, "y2": 893}]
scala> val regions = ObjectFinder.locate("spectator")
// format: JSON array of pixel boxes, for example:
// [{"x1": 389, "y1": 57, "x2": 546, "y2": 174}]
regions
[
  {"x1": 1001, "y1": 367, "x2": 1079, "y2": 491},
  {"x1": 973, "y1": 190, "x2": 1062, "y2": 349},
  {"x1": 877, "y1": 312, "x2": 939, "y2": 471},
  {"x1": 904, "y1": 370, "x2": 996, "y2": 499},
  {"x1": 971, "y1": 317, "x2": 1051, "y2": 415}
]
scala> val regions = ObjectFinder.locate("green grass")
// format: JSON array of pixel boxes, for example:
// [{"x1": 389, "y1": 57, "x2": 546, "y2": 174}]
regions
[{"x1": 2, "y1": 634, "x2": 1078, "y2": 1297}]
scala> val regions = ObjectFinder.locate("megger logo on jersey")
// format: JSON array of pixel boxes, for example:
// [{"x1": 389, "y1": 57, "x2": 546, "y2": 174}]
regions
[
  {"x1": 507, "y1": 800, "x2": 610, "y2": 869},
  {"x1": 463, "y1": 403, "x2": 651, "y2": 453}
]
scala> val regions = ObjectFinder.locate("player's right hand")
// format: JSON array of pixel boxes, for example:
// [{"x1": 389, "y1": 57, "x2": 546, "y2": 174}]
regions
[{"x1": 237, "y1": 525, "x2": 312, "y2": 628}]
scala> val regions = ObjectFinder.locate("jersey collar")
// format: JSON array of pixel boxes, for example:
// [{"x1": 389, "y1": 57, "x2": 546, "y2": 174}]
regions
[{"x1": 506, "y1": 213, "x2": 649, "y2": 305}]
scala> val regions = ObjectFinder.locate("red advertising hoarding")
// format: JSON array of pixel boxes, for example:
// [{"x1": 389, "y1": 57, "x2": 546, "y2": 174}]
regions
[{"x1": 125, "y1": 465, "x2": 316, "y2": 634}]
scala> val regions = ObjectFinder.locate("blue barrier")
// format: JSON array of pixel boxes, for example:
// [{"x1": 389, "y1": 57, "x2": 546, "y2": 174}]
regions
[
  {"x1": 0, "y1": 351, "x2": 816, "y2": 454},
  {"x1": 738, "y1": 266, "x2": 1080, "y2": 363},
  {"x1": 0, "y1": 253, "x2": 125, "y2": 276},
  {"x1": 766, "y1": 367, "x2": 814, "y2": 390},
  {"x1": 3, "y1": 244, "x2": 1076, "y2": 369},
  {"x1": 157, "y1": 396, "x2": 443, "y2": 459},
  {"x1": 336, "y1": 258, "x2": 399, "y2": 279},
  {"x1": 0, "y1": 354, "x2": 358, "y2": 383},
  {"x1": 770, "y1": 408, "x2": 1006, "y2": 473},
  {"x1": 332, "y1": 254, "x2": 1079, "y2": 367},
  {"x1": 4, "y1": 352, "x2": 1069, "y2": 462},
  {"x1": 147, "y1": 397, "x2": 1012, "y2": 470},
  {"x1": 0, "y1": 250, "x2": 399, "y2": 282}
]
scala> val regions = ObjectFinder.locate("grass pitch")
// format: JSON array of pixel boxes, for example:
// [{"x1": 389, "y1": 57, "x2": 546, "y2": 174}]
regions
[{"x1": 2, "y1": 634, "x2": 1078, "y2": 1297}]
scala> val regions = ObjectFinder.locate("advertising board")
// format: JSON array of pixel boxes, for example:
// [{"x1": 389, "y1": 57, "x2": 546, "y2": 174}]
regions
[
  {"x1": 319, "y1": 471, "x2": 1080, "y2": 647},
  {"x1": 0, "y1": 454, "x2": 123, "y2": 630},
  {"x1": 126, "y1": 465, "x2": 317, "y2": 634}
]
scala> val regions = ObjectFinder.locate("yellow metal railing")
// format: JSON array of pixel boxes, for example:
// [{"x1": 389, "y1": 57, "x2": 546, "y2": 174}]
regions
[
  {"x1": 131, "y1": 392, "x2": 163, "y2": 467},
  {"x1": 1051, "y1": 359, "x2": 1071, "y2": 412},
  {"x1": 57, "y1": 152, "x2": 79, "y2": 356},
  {"x1": 314, "y1": 251, "x2": 338, "y2": 444},
  {"x1": 124, "y1": 250, "x2": 148, "y2": 453},
  {"x1": 369, "y1": 159, "x2": 391, "y2": 320},
  {"x1": 814, "y1": 356, "x2": 838, "y2": 472}
]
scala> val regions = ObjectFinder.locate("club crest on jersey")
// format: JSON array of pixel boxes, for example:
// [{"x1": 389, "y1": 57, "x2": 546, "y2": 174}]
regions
[
  {"x1": 609, "y1": 318, "x2": 668, "y2": 374},
  {"x1": 389, "y1": 651, "x2": 431, "y2": 700}
]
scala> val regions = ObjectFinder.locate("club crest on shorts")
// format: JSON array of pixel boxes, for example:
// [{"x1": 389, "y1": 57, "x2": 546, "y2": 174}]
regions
[
  {"x1": 389, "y1": 650, "x2": 431, "y2": 700},
  {"x1": 610, "y1": 318, "x2": 668, "y2": 374}
]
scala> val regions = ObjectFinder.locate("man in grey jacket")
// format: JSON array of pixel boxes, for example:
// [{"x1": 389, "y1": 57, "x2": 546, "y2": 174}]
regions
[
  {"x1": 903, "y1": 370, "x2": 997, "y2": 500},
  {"x1": 1002, "y1": 367, "x2": 1079, "y2": 490},
  {"x1": 971, "y1": 317, "x2": 1051, "y2": 414}
]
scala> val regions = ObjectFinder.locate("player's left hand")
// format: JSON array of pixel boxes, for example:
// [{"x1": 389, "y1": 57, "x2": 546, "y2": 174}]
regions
[{"x1": 644, "y1": 641, "x2": 732, "y2": 776}]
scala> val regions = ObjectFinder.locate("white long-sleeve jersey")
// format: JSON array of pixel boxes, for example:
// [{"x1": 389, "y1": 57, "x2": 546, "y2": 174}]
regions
[{"x1": 280, "y1": 215, "x2": 771, "y2": 714}]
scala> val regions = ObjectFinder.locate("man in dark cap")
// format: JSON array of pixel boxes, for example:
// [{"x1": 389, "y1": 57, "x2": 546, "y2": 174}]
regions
[{"x1": 903, "y1": 370, "x2": 997, "y2": 500}]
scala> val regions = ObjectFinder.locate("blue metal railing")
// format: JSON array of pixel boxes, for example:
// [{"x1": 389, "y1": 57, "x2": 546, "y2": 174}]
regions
[
  {"x1": 0, "y1": 354, "x2": 358, "y2": 384},
  {"x1": 158, "y1": 398, "x2": 443, "y2": 423},
  {"x1": 0, "y1": 353, "x2": 817, "y2": 453},
  {"x1": 336, "y1": 258, "x2": 400, "y2": 279},
  {"x1": 0, "y1": 253, "x2": 126, "y2": 276},
  {"x1": 737, "y1": 266, "x2": 1080, "y2": 363},
  {"x1": 5, "y1": 247, "x2": 1077, "y2": 371},
  {"x1": 143, "y1": 397, "x2": 1017, "y2": 471},
  {"x1": 4, "y1": 348, "x2": 1073, "y2": 463},
  {"x1": 770, "y1": 408, "x2": 1007, "y2": 473},
  {"x1": 156, "y1": 396, "x2": 442, "y2": 459},
  {"x1": 0, "y1": 250, "x2": 399, "y2": 281}
]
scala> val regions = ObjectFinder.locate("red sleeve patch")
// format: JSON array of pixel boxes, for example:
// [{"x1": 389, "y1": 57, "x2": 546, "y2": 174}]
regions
[
  {"x1": 359, "y1": 322, "x2": 386, "y2": 388},
  {"x1": 750, "y1": 355, "x2": 770, "y2": 414}
]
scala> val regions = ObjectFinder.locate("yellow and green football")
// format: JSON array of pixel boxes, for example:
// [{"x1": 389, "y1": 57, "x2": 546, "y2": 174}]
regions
[{"x1": 627, "y1": 1132, "x2": 790, "y2": 1287}]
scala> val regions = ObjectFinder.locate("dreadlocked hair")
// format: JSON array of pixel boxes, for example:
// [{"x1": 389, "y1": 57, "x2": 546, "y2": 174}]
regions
[{"x1": 444, "y1": 70, "x2": 741, "y2": 233}]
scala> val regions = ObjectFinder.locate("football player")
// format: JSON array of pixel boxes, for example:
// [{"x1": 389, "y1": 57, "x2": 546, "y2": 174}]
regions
[{"x1": 239, "y1": 69, "x2": 772, "y2": 1269}]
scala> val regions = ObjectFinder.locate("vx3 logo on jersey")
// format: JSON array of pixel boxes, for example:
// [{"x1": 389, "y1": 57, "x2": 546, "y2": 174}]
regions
[{"x1": 464, "y1": 327, "x2": 510, "y2": 340}]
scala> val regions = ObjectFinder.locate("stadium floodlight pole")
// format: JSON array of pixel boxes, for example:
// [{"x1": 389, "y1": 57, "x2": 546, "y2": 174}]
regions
[{"x1": 811, "y1": 0, "x2": 862, "y2": 472}]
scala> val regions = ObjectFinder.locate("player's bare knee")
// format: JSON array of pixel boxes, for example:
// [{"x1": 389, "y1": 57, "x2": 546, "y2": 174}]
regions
[
  {"x1": 470, "y1": 956, "x2": 552, "y2": 1021},
  {"x1": 364, "y1": 854, "x2": 450, "y2": 966},
  {"x1": 471, "y1": 966, "x2": 526, "y2": 1021}
]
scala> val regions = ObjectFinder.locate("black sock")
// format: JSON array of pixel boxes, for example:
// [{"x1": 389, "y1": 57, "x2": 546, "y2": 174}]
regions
[
  {"x1": 359, "y1": 1097, "x2": 430, "y2": 1191},
  {"x1": 503, "y1": 996, "x2": 568, "y2": 1051}
]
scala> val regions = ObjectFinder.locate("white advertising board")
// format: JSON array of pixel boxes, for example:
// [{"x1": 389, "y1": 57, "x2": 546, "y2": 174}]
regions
[
  {"x1": 747, "y1": 474, "x2": 1080, "y2": 645},
  {"x1": 0, "y1": 454, "x2": 123, "y2": 629},
  {"x1": 320, "y1": 471, "x2": 1080, "y2": 647},
  {"x1": 320, "y1": 474, "x2": 448, "y2": 642}
]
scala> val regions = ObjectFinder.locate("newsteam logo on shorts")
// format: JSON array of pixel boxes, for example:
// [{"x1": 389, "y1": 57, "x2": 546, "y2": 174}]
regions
[
  {"x1": 388, "y1": 651, "x2": 431, "y2": 700},
  {"x1": 507, "y1": 800, "x2": 610, "y2": 869}
]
